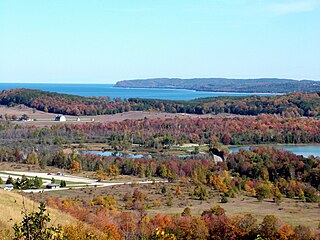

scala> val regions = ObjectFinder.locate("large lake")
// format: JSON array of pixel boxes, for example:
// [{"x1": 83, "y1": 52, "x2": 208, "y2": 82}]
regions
[
  {"x1": 1, "y1": 83, "x2": 277, "y2": 100},
  {"x1": 229, "y1": 145, "x2": 320, "y2": 157}
]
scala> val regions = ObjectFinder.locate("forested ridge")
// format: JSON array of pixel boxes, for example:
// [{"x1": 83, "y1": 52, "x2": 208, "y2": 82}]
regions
[
  {"x1": 129, "y1": 92, "x2": 320, "y2": 116},
  {"x1": 1, "y1": 88, "x2": 320, "y2": 117},
  {"x1": 115, "y1": 78, "x2": 320, "y2": 93}
]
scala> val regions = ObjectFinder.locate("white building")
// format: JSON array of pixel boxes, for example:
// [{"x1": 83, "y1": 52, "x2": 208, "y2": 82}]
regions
[
  {"x1": 0, "y1": 184, "x2": 14, "y2": 191},
  {"x1": 46, "y1": 184, "x2": 60, "y2": 189},
  {"x1": 54, "y1": 115, "x2": 66, "y2": 122}
]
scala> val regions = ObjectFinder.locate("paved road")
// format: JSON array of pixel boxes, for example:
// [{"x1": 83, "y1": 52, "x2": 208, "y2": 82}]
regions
[{"x1": 0, "y1": 171, "x2": 167, "y2": 193}]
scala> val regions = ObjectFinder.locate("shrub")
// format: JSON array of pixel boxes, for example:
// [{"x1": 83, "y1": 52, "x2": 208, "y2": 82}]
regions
[
  {"x1": 221, "y1": 195, "x2": 228, "y2": 203},
  {"x1": 13, "y1": 202, "x2": 64, "y2": 240},
  {"x1": 193, "y1": 185, "x2": 208, "y2": 200}
]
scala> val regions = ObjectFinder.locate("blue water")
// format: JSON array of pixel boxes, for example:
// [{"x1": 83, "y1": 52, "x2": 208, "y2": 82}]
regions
[
  {"x1": 79, "y1": 150, "x2": 190, "y2": 158},
  {"x1": 0, "y1": 83, "x2": 277, "y2": 100},
  {"x1": 80, "y1": 150, "x2": 152, "y2": 159},
  {"x1": 229, "y1": 145, "x2": 320, "y2": 157},
  {"x1": 80, "y1": 146, "x2": 320, "y2": 158}
]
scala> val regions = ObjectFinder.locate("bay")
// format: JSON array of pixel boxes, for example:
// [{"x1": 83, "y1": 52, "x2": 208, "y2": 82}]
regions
[{"x1": 0, "y1": 83, "x2": 277, "y2": 100}]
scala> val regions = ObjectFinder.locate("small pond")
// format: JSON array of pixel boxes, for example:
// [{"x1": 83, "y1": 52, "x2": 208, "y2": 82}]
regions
[
  {"x1": 78, "y1": 150, "x2": 191, "y2": 159},
  {"x1": 79, "y1": 145, "x2": 320, "y2": 159}
]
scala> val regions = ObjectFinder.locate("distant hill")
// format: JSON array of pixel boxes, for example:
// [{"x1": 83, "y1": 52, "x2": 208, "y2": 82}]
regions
[{"x1": 115, "y1": 78, "x2": 320, "y2": 93}]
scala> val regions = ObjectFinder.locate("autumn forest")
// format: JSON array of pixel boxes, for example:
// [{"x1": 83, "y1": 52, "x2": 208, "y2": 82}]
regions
[{"x1": 0, "y1": 89, "x2": 319, "y2": 240}]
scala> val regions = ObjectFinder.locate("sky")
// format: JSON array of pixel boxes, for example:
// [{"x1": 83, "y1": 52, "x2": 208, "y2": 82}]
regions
[{"x1": 0, "y1": 0, "x2": 319, "y2": 84}]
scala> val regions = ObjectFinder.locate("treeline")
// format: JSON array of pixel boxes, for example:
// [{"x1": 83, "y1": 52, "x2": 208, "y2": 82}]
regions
[
  {"x1": 1, "y1": 146, "x2": 319, "y2": 202},
  {"x1": 1, "y1": 88, "x2": 320, "y2": 117},
  {"x1": 72, "y1": 148, "x2": 320, "y2": 202},
  {"x1": 129, "y1": 92, "x2": 320, "y2": 117},
  {"x1": 1, "y1": 115, "x2": 320, "y2": 152},
  {"x1": 74, "y1": 148, "x2": 319, "y2": 202},
  {"x1": 1, "y1": 175, "x2": 43, "y2": 189}
]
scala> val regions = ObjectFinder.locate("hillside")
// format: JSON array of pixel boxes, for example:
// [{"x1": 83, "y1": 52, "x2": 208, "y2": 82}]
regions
[
  {"x1": 0, "y1": 189, "x2": 76, "y2": 236},
  {"x1": 0, "y1": 88, "x2": 319, "y2": 117},
  {"x1": 129, "y1": 92, "x2": 320, "y2": 117},
  {"x1": 0, "y1": 88, "x2": 126, "y2": 115},
  {"x1": 115, "y1": 78, "x2": 320, "y2": 93}
]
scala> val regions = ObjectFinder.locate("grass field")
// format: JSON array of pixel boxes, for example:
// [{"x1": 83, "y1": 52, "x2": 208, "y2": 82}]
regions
[{"x1": 0, "y1": 104, "x2": 242, "y2": 127}]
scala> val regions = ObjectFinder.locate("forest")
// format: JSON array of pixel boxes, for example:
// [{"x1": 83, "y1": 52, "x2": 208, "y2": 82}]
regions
[
  {"x1": 0, "y1": 115, "x2": 320, "y2": 153},
  {"x1": 1, "y1": 146, "x2": 319, "y2": 201},
  {"x1": 0, "y1": 88, "x2": 320, "y2": 116}
]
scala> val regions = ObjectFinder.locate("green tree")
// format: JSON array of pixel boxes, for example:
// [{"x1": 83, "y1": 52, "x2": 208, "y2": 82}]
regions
[
  {"x1": 181, "y1": 207, "x2": 191, "y2": 217},
  {"x1": 273, "y1": 185, "x2": 283, "y2": 205},
  {"x1": 256, "y1": 181, "x2": 273, "y2": 201},
  {"x1": 26, "y1": 151, "x2": 39, "y2": 165},
  {"x1": 51, "y1": 151, "x2": 67, "y2": 168},
  {"x1": 193, "y1": 184, "x2": 208, "y2": 200},
  {"x1": 210, "y1": 205, "x2": 225, "y2": 216},
  {"x1": 60, "y1": 180, "x2": 66, "y2": 188},
  {"x1": 6, "y1": 176, "x2": 14, "y2": 184},
  {"x1": 20, "y1": 114, "x2": 29, "y2": 121},
  {"x1": 161, "y1": 185, "x2": 167, "y2": 194},
  {"x1": 33, "y1": 176, "x2": 43, "y2": 189},
  {"x1": 259, "y1": 215, "x2": 280, "y2": 240},
  {"x1": 13, "y1": 202, "x2": 64, "y2": 240}
]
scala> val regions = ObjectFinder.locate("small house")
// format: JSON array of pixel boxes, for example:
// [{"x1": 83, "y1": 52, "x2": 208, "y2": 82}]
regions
[
  {"x1": 54, "y1": 115, "x2": 66, "y2": 122},
  {"x1": 46, "y1": 184, "x2": 60, "y2": 189},
  {"x1": 19, "y1": 114, "x2": 33, "y2": 122}
]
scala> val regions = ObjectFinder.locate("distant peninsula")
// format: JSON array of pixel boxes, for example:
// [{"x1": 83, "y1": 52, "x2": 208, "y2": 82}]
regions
[{"x1": 115, "y1": 78, "x2": 320, "y2": 93}]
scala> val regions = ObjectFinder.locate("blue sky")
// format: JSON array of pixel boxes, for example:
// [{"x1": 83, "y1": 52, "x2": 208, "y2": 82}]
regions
[{"x1": 0, "y1": 0, "x2": 319, "y2": 83}]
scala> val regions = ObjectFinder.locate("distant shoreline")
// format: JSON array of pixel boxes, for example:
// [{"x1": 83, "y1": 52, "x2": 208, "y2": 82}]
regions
[
  {"x1": 113, "y1": 85, "x2": 282, "y2": 95},
  {"x1": 115, "y1": 78, "x2": 320, "y2": 94},
  {"x1": 0, "y1": 83, "x2": 280, "y2": 100}
]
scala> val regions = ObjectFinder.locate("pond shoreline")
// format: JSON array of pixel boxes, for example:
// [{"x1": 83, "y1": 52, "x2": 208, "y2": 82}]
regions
[{"x1": 228, "y1": 144, "x2": 320, "y2": 157}]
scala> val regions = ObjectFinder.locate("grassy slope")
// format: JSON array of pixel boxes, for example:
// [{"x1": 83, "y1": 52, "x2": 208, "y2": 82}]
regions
[{"x1": 0, "y1": 189, "x2": 76, "y2": 234}]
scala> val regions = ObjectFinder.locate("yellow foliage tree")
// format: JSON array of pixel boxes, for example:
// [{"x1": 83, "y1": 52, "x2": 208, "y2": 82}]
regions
[
  {"x1": 26, "y1": 151, "x2": 39, "y2": 165},
  {"x1": 70, "y1": 160, "x2": 81, "y2": 173}
]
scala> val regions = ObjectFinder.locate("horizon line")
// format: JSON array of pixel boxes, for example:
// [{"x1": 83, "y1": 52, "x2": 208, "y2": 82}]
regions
[{"x1": 1, "y1": 77, "x2": 320, "y2": 84}]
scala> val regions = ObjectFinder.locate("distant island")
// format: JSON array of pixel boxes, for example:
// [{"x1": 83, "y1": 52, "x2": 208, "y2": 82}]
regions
[{"x1": 115, "y1": 78, "x2": 320, "y2": 93}]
